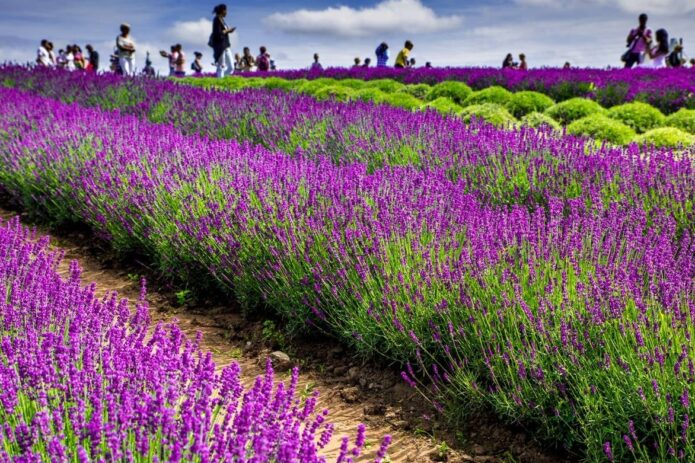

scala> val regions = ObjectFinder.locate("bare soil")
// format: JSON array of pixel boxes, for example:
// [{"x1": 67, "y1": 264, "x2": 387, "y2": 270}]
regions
[{"x1": 0, "y1": 206, "x2": 576, "y2": 463}]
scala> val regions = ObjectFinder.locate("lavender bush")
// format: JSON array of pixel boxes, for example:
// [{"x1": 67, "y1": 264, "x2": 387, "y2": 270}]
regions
[
  {"x1": 0, "y1": 85, "x2": 692, "y2": 461},
  {"x1": 0, "y1": 216, "x2": 388, "y2": 462}
]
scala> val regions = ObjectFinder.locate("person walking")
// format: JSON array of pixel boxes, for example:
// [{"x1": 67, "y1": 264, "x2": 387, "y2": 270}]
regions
[
  {"x1": 256, "y1": 46, "x2": 270, "y2": 72},
  {"x1": 623, "y1": 13, "x2": 651, "y2": 68},
  {"x1": 74, "y1": 45, "x2": 86, "y2": 70},
  {"x1": 64, "y1": 45, "x2": 76, "y2": 71},
  {"x1": 394, "y1": 40, "x2": 413, "y2": 69},
  {"x1": 36, "y1": 40, "x2": 51, "y2": 66},
  {"x1": 173, "y1": 44, "x2": 186, "y2": 76},
  {"x1": 210, "y1": 3, "x2": 236, "y2": 78},
  {"x1": 375, "y1": 42, "x2": 389, "y2": 67},
  {"x1": 160, "y1": 45, "x2": 177, "y2": 76},
  {"x1": 311, "y1": 53, "x2": 323, "y2": 71},
  {"x1": 85, "y1": 44, "x2": 99, "y2": 72},
  {"x1": 116, "y1": 23, "x2": 136, "y2": 76},
  {"x1": 639, "y1": 28, "x2": 670, "y2": 68}
]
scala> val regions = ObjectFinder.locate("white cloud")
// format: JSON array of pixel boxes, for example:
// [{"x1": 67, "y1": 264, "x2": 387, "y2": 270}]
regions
[
  {"x1": 514, "y1": 0, "x2": 695, "y2": 13},
  {"x1": 168, "y1": 18, "x2": 212, "y2": 43},
  {"x1": 264, "y1": 0, "x2": 462, "y2": 37}
]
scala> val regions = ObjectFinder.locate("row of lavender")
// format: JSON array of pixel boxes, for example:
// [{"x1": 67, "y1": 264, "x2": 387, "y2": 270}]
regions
[
  {"x1": 235, "y1": 66, "x2": 695, "y2": 114},
  {"x1": 0, "y1": 82, "x2": 693, "y2": 461},
  {"x1": 1, "y1": 66, "x2": 692, "y2": 233},
  {"x1": 0, "y1": 217, "x2": 387, "y2": 461}
]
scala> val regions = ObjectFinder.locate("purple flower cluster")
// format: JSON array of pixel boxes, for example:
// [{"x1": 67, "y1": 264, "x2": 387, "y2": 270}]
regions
[
  {"x1": 0, "y1": 68, "x2": 693, "y2": 461},
  {"x1": 0, "y1": 217, "x2": 387, "y2": 462}
]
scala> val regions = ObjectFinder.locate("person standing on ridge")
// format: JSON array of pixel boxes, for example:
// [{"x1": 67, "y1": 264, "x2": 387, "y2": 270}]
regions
[
  {"x1": 394, "y1": 40, "x2": 413, "y2": 69},
  {"x1": 375, "y1": 42, "x2": 389, "y2": 67},
  {"x1": 36, "y1": 40, "x2": 51, "y2": 66},
  {"x1": 85, "y1": 44, "x2": 99, "y2": 72},
  {"x1": 639, "y1": 28, "x2": 669, "y2": 68},
  {"x1": 116, "y1": 23, "x2": 136, "y2": 76},
  {"x1": 519, "y1": 53, "x2": 528, "y2": 70},
  {"x1": 210, "y1": 3, "x2": 236, "y2": 78},
  {"x1": 256, "y1": 46, "x2": 270, "y2": 72},
  {"x1": 240, "y1": 46, "x2": 255, "y2": 71},
  {"x1": 623, "y1": 13, "x2": 651, "y2": 68},
  {"x1": 191, "y1": 51, "x2": 203, "y2": 74},
  {"x1": 311, "y1": 53, "x2": 323, "y2": 71}
]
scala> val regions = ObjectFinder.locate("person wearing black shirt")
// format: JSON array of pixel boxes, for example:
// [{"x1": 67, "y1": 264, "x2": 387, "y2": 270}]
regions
[
  {"x1": 86, "y1": 44, "x2": 99, "y2": 72},
  {"x1": 210, "y1": 3, "x2": 236, "y2": 78}
]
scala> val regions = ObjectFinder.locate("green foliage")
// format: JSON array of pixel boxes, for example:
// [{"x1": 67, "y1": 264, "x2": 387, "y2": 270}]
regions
[
  {"x1": 519, "y1": 112, "x2": 562, "y2": 130},
  {"x1": 425, "y1": 81, "x2": 473, "y2": 105},
  {"x1": 260, "y1": 77, "x2": 295, "y2": 90},
  {"x1": 545, "y1": 97, "x2": 606, "y2": 125},
  {"x1": 313, "y1": 86, "x2": 355, "y2": 102},
  {"x1": 335, "y1": 79, "x2": 367, "y2": 89},
  {"x1": 606, "y1": 101, "x2": 665, "y2": 133},
  {"x1": 399, "y1": 83, "x2": 432, "y2": 99},
  {"x1": 295, "y1": 79, "x2": 333, "y2": 94},
  {"x1": 463, "y1": 86, "x2": 513, "y2": 107},
  {"x1": 421, "y1": 97, "x2": 463, "y2": 115},
  {"x1": 566, "y1": 114, "x2": 636, "y2": 145},
  {"x1": 505, "y1": 91, "x2": 555, "y2": 118},
  {"x1": 352, "y1": 88, "x2": 388, "y2": 103},
  {"x1": 459, "y1": 103, "x2": 517, "y2": 128},
  {"x1": 174, "y1": 289, "x2": 192, "y2": 306},
  {"x1": 664, "y1": 108, "x2": 695, "y2": 134},
  {"x1": 381, "y1": 92, "x2": 423, "y2": 110},
  {"x1": 633, "y1": 127, "x2": 695, "y2": 148},
  {"x1": 363, "y1": 79, "x2": 406, "y2": 93}
]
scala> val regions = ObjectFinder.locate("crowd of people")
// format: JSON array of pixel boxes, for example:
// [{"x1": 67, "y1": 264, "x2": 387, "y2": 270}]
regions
[{"x1": 34, "y1": 7, "x2": 695, "y2": 78}]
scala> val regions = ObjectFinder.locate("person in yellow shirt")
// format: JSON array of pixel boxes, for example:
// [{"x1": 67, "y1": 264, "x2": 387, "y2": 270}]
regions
[{"x1": 395, "y1": 40, "x2": 413, "y2": 68}]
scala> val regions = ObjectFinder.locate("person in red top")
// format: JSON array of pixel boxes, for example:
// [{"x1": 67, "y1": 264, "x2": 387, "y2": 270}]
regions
[
  {"x1": 256, "y1": 46, "x2": 270, "y2": 72},
  {"x1": 624, "y1": 13, "x2": 652, "y2": 68}
]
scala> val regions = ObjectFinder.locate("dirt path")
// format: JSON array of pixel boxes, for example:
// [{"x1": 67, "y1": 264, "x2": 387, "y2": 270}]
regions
[{"x1": 0, "y1": 207, "x2": 574, "y2": 463}]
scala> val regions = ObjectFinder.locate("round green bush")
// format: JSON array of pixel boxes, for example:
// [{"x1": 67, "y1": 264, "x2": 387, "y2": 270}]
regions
[
  {"x1": 505, "y1": 91, "x2": 555, "y2": 118},
  {"x1": 634, "y1": 127, "x2": 695, "y2": 148},
  {"x1": 545, "y1": 98, "x2": 606, "y2": 125},
  {"x1": 424, "y1": 81, "x2": 473, "y2": 105},
  {"x1": 520, "y1": 112, "x2": 562, "y2": 131},
  {"x1": 606, "y1": 102, "x2": 665, "y2": 133},
  {"x1": 353, "y1": 88, "x2": 388, "y2": 103},
  {"x1": 296, "y1": 79, "x2": 330, "y2": 95},
  {"x1": 399, "y1": 84, "x2": 432, "y2": 99},
  {"x1": 381, "y1": 93, "x2": 423, "y2": 111},
  {"x1": 566, "y1": 114, "x2": 636, "y2": 145},
  {"x1": 312, "y1": 85, "x2": 355, "y2": 102},
  {"x1": 459, "y1": 103, "x2": 517, "y2": 128},
  {"x1": 664, "y1": 108, "x2": 695, "y2": 134},
  {"x1": 363, "y1": 79, "x2": 406, "y2": 93},
  {"x1": 260, "y1": 77, "x2": 294, "y2": 90},
  {"x1": 335, "y1": 79, "x2": 367, "y2": 89},
  {"x1": 462, "y1": 86, "x2": 513, "y2": 107},
  {"x1": 421, "y1": 97, "x2": 463, "y2": 115}
]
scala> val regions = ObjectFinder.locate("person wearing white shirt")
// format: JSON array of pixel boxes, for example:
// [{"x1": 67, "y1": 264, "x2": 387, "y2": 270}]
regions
[
  {"x1": 116, "y1": 23, "x2": 136, "y2": 76},
  {"x1": 36, "y1": 40, "x2": 51, "y2": 66},
  {"x1": 65, "y1": 45, "x2": 76, "y2": 71}
]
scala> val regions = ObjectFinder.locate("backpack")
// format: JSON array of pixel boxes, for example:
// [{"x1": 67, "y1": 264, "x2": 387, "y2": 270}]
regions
[{"x1": 257, "y1": 54, "x2": 270, "y2": 71}]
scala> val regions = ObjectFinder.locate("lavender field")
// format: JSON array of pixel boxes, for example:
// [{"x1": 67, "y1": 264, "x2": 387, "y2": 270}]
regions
[{"x1": 0, "y1": 66, "x2": 693, "y2": 462}]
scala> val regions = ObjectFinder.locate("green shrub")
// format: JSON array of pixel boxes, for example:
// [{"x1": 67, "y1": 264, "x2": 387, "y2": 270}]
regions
[
  {"x1": 421, "y1": 97, "x2": 463, "y2": 115},
  {"x1": 545, "y1": 98, "x2": 606, "y2": 125},
  {"x1": 505, "y1": 91, "x2": 555, "y2": 118},
  {"x1": 353, "y1": 88, "x2": 388, "y2": 103},
  {"x1": 363, "y1": 79, "x2": 406, "y2": 93},
  {"x1": 459, "y1": 103, "x2": 517, "y2": 128},
  {"x1": 313, "y1": 86, "x2": 355, "y2": 102},
  {"x1": 634, "y1": 127, "x2": 695, "y2": 148},
  {"x1": 566, "y1": 114, "x2": 635, "y2": 145},
  {"x1": 520, "y1": 112, "x2": 562, "y2": 131},
  {"x1": 381, "y1": 93, "x2": 423, "y2": 110},
  {"x1": 463, "y1": 86, "x2": 513, "y2": 107},
  {"x1": 424, "y1": 81, "x2": 473, "y2": 105},
  {"x1": 260, "y1": 77, "x2": 294, "y2": 90},
  {"x1": 664, "y1": 108, "x2": 695, "y2": 134},
  {"x1": 335, "y1": 79, "x2": 367, "y2": 89},
  {"x1": 606, "y1": 102, "x2": 665, "y2": 133},
  {"x1": 399, "y1": 84, "x2": 432, "y2": 99}
]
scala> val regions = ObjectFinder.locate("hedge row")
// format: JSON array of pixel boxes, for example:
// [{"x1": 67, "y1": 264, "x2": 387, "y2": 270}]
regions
[{"x1": 180, "y1": 76, "x2": 695, "y2": 148}]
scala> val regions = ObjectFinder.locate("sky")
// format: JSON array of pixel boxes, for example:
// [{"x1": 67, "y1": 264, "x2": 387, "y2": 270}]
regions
[{"x1": 1, "y1": 0, "x2": 694, "y2": 75}]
